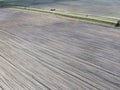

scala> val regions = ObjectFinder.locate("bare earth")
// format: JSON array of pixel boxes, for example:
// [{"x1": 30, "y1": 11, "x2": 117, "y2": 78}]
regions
[{"x1": 0, "y1": 8, "x2": 120, "y2": 90}]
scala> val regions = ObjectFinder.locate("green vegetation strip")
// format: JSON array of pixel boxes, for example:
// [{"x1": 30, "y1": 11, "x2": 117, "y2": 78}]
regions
[{"x1": 13, "y1": 6, "x2": 120, "y2": 28}]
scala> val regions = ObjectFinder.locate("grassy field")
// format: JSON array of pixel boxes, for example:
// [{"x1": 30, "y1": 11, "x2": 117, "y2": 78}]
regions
[
  {"x1": 1, "y1": 0, "x2": 120, "y2": 18},
  {"x1": 1, "y1": 0, "x2": 120, "y2": 27}
]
